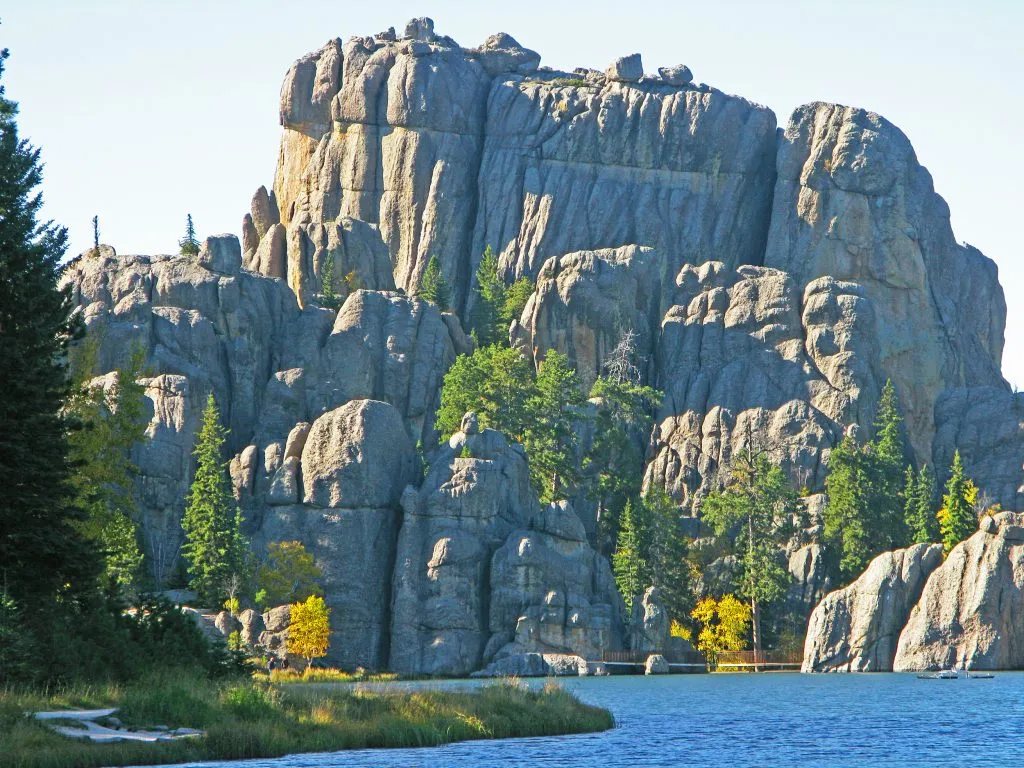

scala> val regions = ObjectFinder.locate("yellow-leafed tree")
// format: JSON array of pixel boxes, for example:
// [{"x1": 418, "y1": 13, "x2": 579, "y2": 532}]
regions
[
  {"x1": 287, "y1": 595, "x2": 331, "y2": 665},
  {"x1": 692, "y1": 594, "x2": 750, "y2": 666}
]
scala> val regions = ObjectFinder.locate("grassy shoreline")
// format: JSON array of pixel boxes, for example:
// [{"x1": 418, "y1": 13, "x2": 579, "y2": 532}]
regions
[{"x1": 0, "y1": 673, "x2": 614, "y2": 768}]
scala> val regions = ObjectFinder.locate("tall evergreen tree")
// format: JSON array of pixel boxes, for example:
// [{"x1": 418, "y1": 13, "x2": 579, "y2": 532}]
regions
[
  {"x1": 67, "y1": 339, "x2": 149, "y2": 588},
  {"x1": 181, "y1": 394, "x2": 249, "y2": 603},
  {"x1": 701, "y1": 451, "x2": 800, "y2": 659},
  {"x1": 469, "y1": 245, "x2": 505, "y2": 346},
  {"x1": 870, "y1": 379, "x2": 909, "y2": 546},
  {"x1": 904, "y1": 463, "x2": 938, "y2": 544},
  {"x1": 644, "y1": 488, "x2": 692, "y2": 623},
  {"x1": 179, "y1": 213, "x2": 199, "y2": 256},
  {"x1": 0, "y1": 47, "x2": 101, "y2": 609},
  {"x1": 91, "y1": 215, "x2": 100, "y2": 256},
  {"x1": 823, "y1": 433, "x2": 874, "y2": 581},
  {"x1": 467, "y1": 245, "x2": 534, "y2": 347},
  {"x1": 526, "y1": 350, "x2": 588, "y2": 501},
  {"x1": 937, "y1": 451, "x2": 976, "y2": 554},
  {"x1": 585, "y1": 330, "x2": 661, "y2": 546},
  {"x1": 823, "y1": 381, "x2": 912, "y2": 582},
  {"x1": 612, "y1": 499, "x2": 647, "y2": 612},
  {"x1": 417, "y1": 256, "x2": 450, "y2": 311},
  {"x1": 915, "y1": 464, "x2": 938, "y2": 541}
]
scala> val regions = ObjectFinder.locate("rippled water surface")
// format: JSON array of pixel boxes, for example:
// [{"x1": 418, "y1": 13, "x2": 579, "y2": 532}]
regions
[{"x1": 169, "y1": 673, "x2": 1024, "y2": 767}]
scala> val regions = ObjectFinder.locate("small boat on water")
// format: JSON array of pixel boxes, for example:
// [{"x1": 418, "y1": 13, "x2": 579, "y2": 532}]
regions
[{"x1": 916, "y1": 666, "x2": 995, "y2": 680}]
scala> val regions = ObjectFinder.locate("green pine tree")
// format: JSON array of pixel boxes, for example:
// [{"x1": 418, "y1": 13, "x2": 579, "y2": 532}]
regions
[
  {"x1": 823, "y1": 381, "x2": 912, "y2": 583},
  {"x1": 0, "y1": 590, "x2": 31, "y2": 682},
  {"x1": 0, "y1": 46, "x2": 102, "y2": 609},
  {"x1": 870, "y1": 379, "x2": 909, "y2": 547},
  {"x1": 937, "y1": 451, "x2": 976, "y2": 554},
  {"x1": 469, "y1": 245, "x2": 506, "y2": 346},
  {"x1": 823, "y1": 433, "x2": 874, "y2": 581},
  {"x1": 503, "y1": 277, "x2": 534, "y2": 327},
  {"x1": 417, "y1": 256, "x2": 451, "y2": 311},
  {"x1": 904, "y1": 463, "x2": 938, "y2": 544},
  {"x1": 92, "y1": 215, "x2": 100, "y2": 256},
  {"x1": 701, "y1": 451, "x2": 801, "y2": 658},
  {"x1": 526, "y1": 350, "x2": 588, "y2": 502},
  {"x1": 612, "y1": 499, "x2": 648, "y2": 612},
  {"x1": 587, "y1": 374, "x2": 662, "y2": 549},
  {"x1": 435, "y1": 344, "x2": 537, "y2": 442},
  {"x1": 179, "y1": 213, "x2": 199, "y2": 257},
  {"x1": 181, "y1": 394, "x2": 250, "y2": 603},
  {"x1": 319, "y1": 255, "x2": 341, "y2": 310},
  {"x1": 915, "y1": 464, "x2": 938, "y2": 542},
  {"x1": 643, "y1": 487, "x2": 692, "y2": 623}
]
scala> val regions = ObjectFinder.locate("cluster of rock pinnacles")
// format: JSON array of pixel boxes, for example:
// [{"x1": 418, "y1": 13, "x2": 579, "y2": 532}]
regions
[{"x1": 63, "y1": 18, "x2": 1023, "y2": 673}]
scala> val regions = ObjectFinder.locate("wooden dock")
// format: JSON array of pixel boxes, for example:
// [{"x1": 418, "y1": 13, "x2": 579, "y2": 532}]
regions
[{"x1": 596, "y1": 649, "x2": 802, "y2": 674}]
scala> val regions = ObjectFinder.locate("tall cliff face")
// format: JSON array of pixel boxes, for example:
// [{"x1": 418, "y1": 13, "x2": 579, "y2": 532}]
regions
[
  {"x1": 765, "y1": 104, "x2": 1006, "y2": 462},
  {"x1": 256, "y1": 26, "x2": 777, "y2": 313},
  {"x1": 61, "y1": 18, "x2": 1021, "y2": 673}
]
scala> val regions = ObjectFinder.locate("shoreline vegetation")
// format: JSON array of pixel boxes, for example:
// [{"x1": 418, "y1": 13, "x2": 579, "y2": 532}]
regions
[{"x1": 0, "y1": 673, "x2": 614, "y2": 768}]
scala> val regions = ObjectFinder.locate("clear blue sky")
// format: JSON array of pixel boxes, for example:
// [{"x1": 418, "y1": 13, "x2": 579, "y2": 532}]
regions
[{"x1": 4, "y1": 1, "x2": 1022, "y2": 384}]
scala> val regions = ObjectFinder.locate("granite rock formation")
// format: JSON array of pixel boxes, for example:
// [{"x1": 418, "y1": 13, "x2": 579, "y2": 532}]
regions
[
  {"x1": 893, "y1": 512, "x2": 1024, "y2": 671},
  {"x1": 802, "y1": 543, "x2": 942, "y2": 672},
  {"x1": 807, "y1": 513, "x2": 1024, "y2": 672},
  {"x1": 60, "y1": 17, "x2": 1023, "y2": 674}
]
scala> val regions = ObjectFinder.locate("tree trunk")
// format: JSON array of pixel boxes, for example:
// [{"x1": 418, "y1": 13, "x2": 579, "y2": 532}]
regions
[
  {"x1": 751, "y1": 597, "x2": 762, "y2": 672},
  {"x1": 747, "y1": 514, "x2": 761, "y2": 672}
]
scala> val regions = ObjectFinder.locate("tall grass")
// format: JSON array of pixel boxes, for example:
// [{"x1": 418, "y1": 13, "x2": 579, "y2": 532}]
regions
[{"x1": 0, "y1": 674, "x2": 613, "y2": 768}]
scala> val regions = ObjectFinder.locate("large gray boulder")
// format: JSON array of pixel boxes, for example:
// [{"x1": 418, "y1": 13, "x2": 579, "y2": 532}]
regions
[
  {"x1": 894, "y1": 512, "x2": 1024, "y2": 671},
  {"x1": 605, "y1": 53, "x2": 643, "y2": 83},
  {"x1": 629, "y1": 587, "x2": 670, "y2": 653},
  {"x1": 473, "y1": 652, "x2": 589, "y2": 678},
  {"x1": 301, "y1": 399, "x2": 415, "y2": 509},
  {"x1": 645, "y1": 653, "x2": 670, "y2": 675},
  {"x1": 802, "y1": 543, "x2": 943, "y2": 672}
]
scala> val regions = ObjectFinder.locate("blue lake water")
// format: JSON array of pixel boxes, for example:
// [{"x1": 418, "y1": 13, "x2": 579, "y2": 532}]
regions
[{"x1": 168, "y1": 673, "x2": 1024, "y2": 767}]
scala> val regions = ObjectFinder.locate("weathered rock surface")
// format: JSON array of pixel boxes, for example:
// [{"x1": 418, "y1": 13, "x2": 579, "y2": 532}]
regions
[
  {"x1": 894, "y1": 513, "x2": 1024, "y2": 671},
  {"x1": 62, "y1": 20, "x2": 1024, "y2": 675},
  {"x1": 645, "y1": 653, "x2": 670, "y2": 674},
  {"x1": 252, "y1": 21, "x2": 777, "y2": 313},
  {"x1": 473, "y1": 652, "x2": 590, "y2": 678},
  {"x1": 629, "y1": 587, "x2": 670, "y2": 653},
  {"x1": 765, "y1": 103, "x2": 1006, "y2": 463},
  {"x1": 645, "y1": 262, "x2": 882, "y2": 509},
  {"x1": 389, "y1": 425, "x2": 538, "y2": 676},
  {"x1": 932, "y1": 387, "x2": 1024, "y2": 512},
  {"x1": 301, "y1": 399, "x2": 414, "y2": 509},
  {"x1": 802, "y1": 543, "x2": 943, "y2": 672},
  {"x1": 487, "y1": 501, "x2": 624, "y2": 664}
]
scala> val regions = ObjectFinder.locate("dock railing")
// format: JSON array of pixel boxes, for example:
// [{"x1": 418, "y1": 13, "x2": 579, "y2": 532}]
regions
[
  {"x1": 715, "y1": 650, "x2": 802, "y2": 669},
  {"x1": 601, "y1": 649, "x2": 707, "y2": 666}
]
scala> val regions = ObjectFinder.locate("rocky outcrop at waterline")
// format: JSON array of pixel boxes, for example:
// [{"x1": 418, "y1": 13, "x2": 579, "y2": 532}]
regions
[
  {"x1": 61, "y1": 17, "x2": 1023, "y2": 674},
  {"x1": 803, "y1": 513, "x2": 1024, "y2": 671}
]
